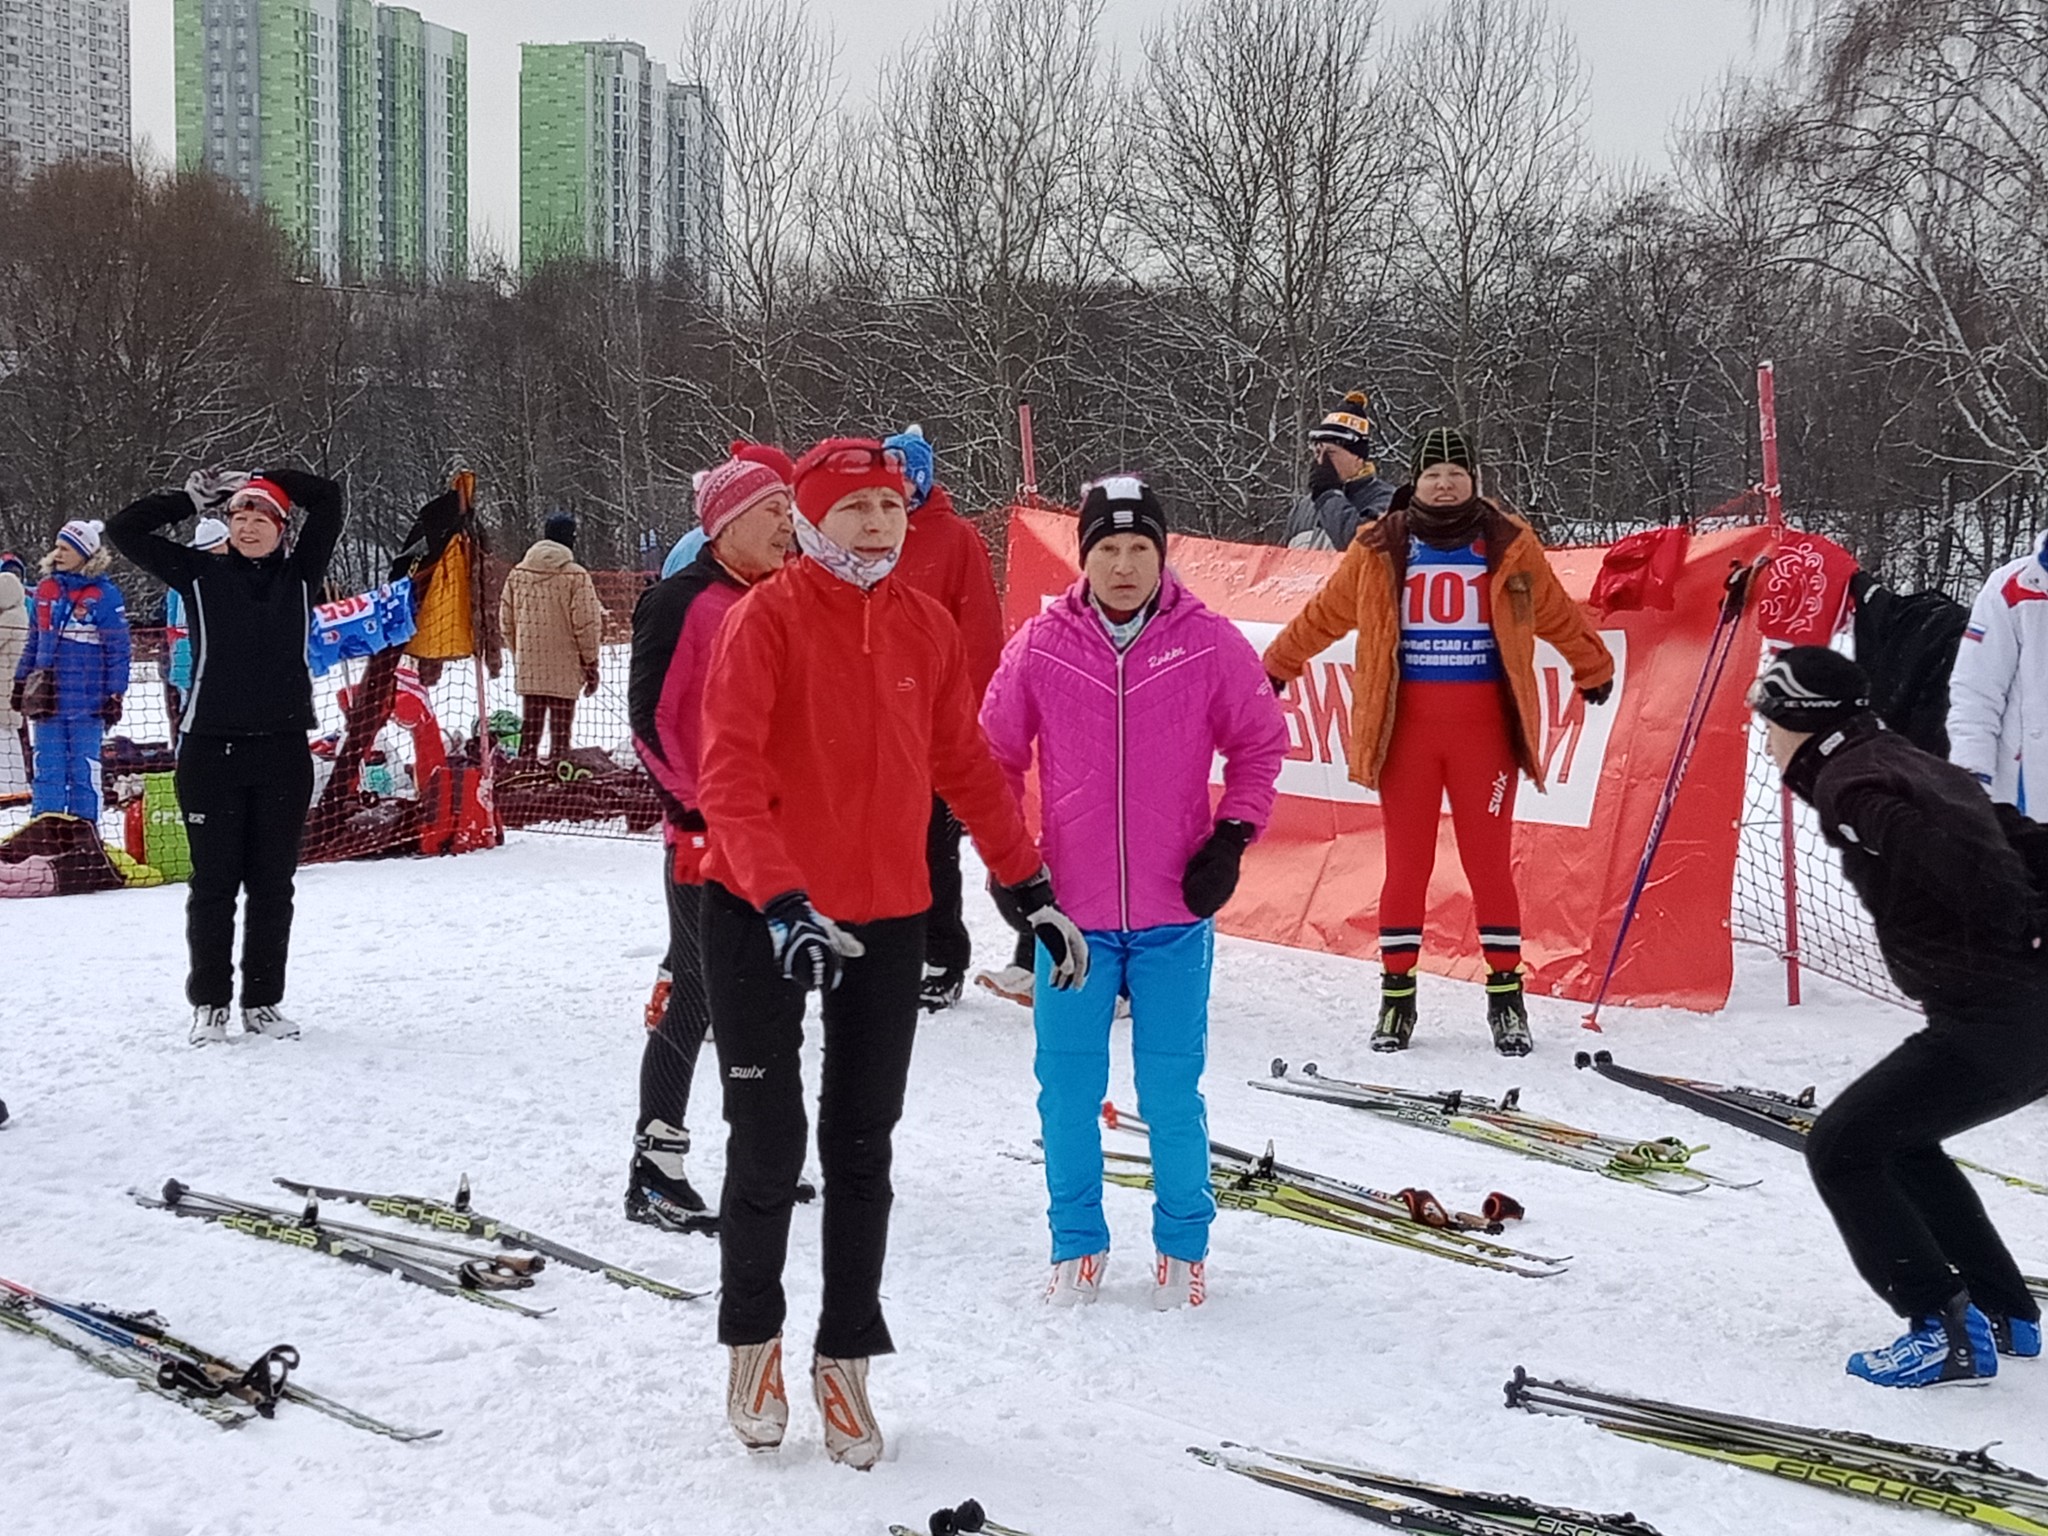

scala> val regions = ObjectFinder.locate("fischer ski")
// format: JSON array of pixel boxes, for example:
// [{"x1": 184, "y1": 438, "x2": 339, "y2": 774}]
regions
[
  {"x1": 1507, "y1": 1368, "x2": 2048, "y2": 1533},
  {"x1": 0, "y1": 1279, "x2": 440, "y2": 1441},
  {"x1": 0, "y1": 1291, "x2": 255, "y2": 1428},
  {"x1": 135, "y1": 1181, "x2": 553, "y2": 1318},
  {"x1": 1252, "y1": 1064, "x2": 1725, "y2": 1194},
  {"x1": 1192, "y1": 1446, "x2": 1537, "y2": 1535},
  {"x1": 1212, "y1": 1442, "x2": 1665, "y2": 1536},
  {"x1": 276, "y1": 1176, "x2": 708, "y2": 1302}
]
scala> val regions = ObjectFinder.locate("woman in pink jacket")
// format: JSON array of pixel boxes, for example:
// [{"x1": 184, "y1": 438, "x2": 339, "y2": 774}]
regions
[{"x1": 981, "y1": 476, "x2": 1288, "y2": 1310}]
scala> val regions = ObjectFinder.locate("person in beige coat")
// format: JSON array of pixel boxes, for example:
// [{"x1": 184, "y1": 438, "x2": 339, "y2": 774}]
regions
[
  {"x1": 499, "y1": 512, "x2": 605, "y2": 761},
  {"x1": 0, "y1": 554, "x2": 27, "y2": 804}
]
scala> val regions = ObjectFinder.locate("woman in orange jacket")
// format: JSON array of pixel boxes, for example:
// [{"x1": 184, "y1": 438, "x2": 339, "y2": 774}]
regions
[{"x1": 1262, "y1": 427, "x2": 1614, "y2": 1055}]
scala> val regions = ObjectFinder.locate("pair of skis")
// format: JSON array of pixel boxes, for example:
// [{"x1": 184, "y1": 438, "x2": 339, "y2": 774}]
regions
[
  {"x1": 1508, "y1": 1368, "x2": 2048, "y2": 1535},
  {"x1": 0, "y1": 1277, "x2": 436, "y2": 1439},
  {"x1": 1254, "y1": 1061, "x2": 1749, "y2": 1195},
  {"x1": 1577, "y1": 1052, "x2": 2048, "y2": 1198},
  {"x1": 889, "y1": 1498, "x2": 1031, "y2": 1536},
  {"x1": 1191, "y1": 1442, "x2": 1662, "y2": 1536},
  {"x1": 135, "y1": 1178, "x2": 707, "y2": 1317},
  {"x1": 1101, "y1": 1104, "x2": 1569, "y2": 1278}
]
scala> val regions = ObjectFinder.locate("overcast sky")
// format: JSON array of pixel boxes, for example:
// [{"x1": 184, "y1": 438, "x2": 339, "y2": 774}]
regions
[{"x1": 129, "y1": 0, "x2": 1789, "y2": 261}]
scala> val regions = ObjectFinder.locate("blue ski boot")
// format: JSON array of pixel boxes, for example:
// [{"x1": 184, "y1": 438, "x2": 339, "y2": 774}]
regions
[
  {"x1": 1991, "y1": 1313, "x2": 2043, "y2": 1359},
  {"x1": 1848, "y1": 1293, "x2": 1997, "y2": 1387}
]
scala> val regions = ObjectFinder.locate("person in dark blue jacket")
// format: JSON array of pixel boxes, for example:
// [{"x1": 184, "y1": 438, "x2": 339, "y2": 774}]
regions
[{"x1": 11, "y1": 519, "x2": 129, "y2": 820}]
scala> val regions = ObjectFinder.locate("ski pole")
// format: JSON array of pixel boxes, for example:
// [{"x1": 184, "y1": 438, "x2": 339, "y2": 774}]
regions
[{"x1": 1582, "y1": 558, "x2": 1762, "y2": 1032}]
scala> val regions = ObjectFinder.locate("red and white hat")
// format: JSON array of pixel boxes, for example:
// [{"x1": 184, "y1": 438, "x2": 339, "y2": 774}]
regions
[
  {"x1": 791, "y1": 438, "x2": 906, "y2": 525},
  {"x1": 228, "y1": 477, "x2": 292, "y2": 527},
  {"x1": 694, "y1": 443, "x2": 793, "y2": 542}
]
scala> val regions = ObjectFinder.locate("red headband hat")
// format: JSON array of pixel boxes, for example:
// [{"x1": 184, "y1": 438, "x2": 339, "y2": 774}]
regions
[
  {"x1": 229, "y1": 477, "x2": 292, "y2": 527},
  {"x1": 792, "y1": 438, "x2": 907, "y2": 525}
]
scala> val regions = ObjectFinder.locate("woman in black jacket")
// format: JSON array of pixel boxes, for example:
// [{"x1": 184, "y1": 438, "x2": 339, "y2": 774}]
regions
[{"x1": 108, "y1": 469, "x2": 344, "y2": 1045}]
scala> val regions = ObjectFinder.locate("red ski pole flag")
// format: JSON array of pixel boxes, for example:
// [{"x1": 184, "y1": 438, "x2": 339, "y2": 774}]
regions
[{"x1": 1001, "y1": 508, "x2": 1773, "y2": 1012}]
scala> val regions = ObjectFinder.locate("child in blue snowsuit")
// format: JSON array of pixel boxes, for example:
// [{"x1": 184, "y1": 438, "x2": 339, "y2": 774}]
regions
[{"x1": 13, "y1": 520, "x2": 129, "y2": 819}]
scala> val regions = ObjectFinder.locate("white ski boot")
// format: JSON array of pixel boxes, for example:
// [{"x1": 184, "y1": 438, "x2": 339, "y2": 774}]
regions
[
  {"x1": 189, "y1": 1005, "x2": 231, "y2": 1046},
  {"x1": 726, "y1": 1336, "x2": 789, "y2": 1451},
  {"x1": 241, "y1": 1005, "x2": 300, "y2": 1040},
  {"x1": 1151, "y1": 1254, "x2": 1207, "y2": 1311},
  {"x1": 1044, "y1": 1251, "x2": 1107, "y2": 1307},
  {"x1": 813, "y1": 1354, "x2": 884, "y2": 1469}
]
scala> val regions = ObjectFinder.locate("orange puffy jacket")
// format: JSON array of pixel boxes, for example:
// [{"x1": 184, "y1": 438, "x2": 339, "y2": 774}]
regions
[
  {"x1": 698, "y1": 557, "x2": 1042, "y2": 923},
  {"x1": 1262, "y1": 503, "x2": 1615, "y2": 791}
]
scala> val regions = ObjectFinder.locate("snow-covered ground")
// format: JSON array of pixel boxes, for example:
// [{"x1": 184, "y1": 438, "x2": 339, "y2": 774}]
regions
[{"x1": 4, "y1": 832, "x2": 2046, "y2": 1536}]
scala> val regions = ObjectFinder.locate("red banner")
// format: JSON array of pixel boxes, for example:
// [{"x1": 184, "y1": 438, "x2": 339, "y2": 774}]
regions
[{"x1": 1003, "y1": 508, "x2": 1775, "y2": 1011}]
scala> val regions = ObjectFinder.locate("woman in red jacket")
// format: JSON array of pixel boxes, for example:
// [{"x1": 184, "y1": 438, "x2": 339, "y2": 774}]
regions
[{"x1": 695, "y1": 438, "x2": 1088, "y2": 1470}]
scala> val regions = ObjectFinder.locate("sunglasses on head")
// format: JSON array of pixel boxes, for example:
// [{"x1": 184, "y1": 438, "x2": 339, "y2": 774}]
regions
[{"x1": 814, "y1": 445, "x2": 896, "y2": 476}]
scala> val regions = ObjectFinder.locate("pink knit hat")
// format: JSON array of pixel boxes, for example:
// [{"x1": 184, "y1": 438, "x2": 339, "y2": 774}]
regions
[{"x1": 694, "y1": 451, "x2": 790, "y2": 542}]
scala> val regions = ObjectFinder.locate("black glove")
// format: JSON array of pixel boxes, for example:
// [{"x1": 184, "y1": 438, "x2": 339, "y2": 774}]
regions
[
  {"x1": 1307, "y1": 454, "x2": 1342, "y2": 498},
  {"x1": 100, "y1": 694, "x2": 123, "y2": 726},
  {"x1": 762, "y1": 891, "x2": 865, "y2": 992},
  {"x1": 993, "y1": 868, "x2": 1091, "y2": 991},
  {"x1": 1182, "y1": 819, "x2": 1254, "y2": 919},
  {"x1": 7, "y1": 677, "x2": 21, "y2": 719},
  {"x1": 1580, "y1": 680, "x2": 1613, "y2": 707},
  {"x1": 1268, "y1": 673, "x2": 1289, "y2": 697}
]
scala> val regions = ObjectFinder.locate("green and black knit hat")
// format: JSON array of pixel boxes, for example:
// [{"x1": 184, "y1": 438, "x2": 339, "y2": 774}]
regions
[{"x1": 1409, "y1": 426, "x2": 1476, "y2": 482}]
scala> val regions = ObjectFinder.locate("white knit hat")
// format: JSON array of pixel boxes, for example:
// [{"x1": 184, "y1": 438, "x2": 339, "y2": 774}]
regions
[{"x1": 56, "y1": 519, "x2": 103, "y2": 560}]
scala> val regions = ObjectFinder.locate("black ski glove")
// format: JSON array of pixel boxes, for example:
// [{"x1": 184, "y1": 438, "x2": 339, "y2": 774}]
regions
[
  {"x1": 1307, "y1": 454, "x2": 1342, "y2": 498},
  {"x1": 1268, "y1": 673, "x2": 1289, "y2": 697},
  {"x1": 762, "y1": 890, "x2": 865, "y2": 992},
  {"x1": 1580, "y1": 680, "x2": 1613, "y2": 707},
  {"x1": 1181, "y1": 819, "x2": 1255, "y2": 919},
  {"x1": 992, "y1": 868, "x2": 1091, "y2": 991}
]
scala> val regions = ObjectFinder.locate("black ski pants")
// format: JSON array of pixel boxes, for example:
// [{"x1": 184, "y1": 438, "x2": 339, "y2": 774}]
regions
[
  {"x1": 639, "y1": 864, "x2": 711, "y2": 1135},
  {"x1": 175, "y1": 732, "x2": 314, "y2": 1009},
  {"x1": 1807, "y1": 998, "x2": 2048, "y2": 1323},
  {"x1": 705, "y1": 880, "x2": 925, "y2": 1357},
  {"x1": 925, "y1": 796, "x2": 971, "y2": 976}
]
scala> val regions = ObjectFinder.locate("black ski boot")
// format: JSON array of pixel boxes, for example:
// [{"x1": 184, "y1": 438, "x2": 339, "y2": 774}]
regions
[
  {"x1": 920, "y1": 966, "x2": 965, "y2": 1013},
  {"x1": 627, "y1": 1119, "x2": 714, "y2": 1234},
  {"x1": 1486, "y1": 971, "x2": 1532, "y2": 1056},
  {"x1": 1371, "y1": 972, "x2": 1417, "y2": 1053}
]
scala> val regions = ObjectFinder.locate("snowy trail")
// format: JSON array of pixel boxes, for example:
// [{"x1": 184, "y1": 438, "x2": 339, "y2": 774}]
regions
[{"x1": 4, "y1": 832, "x2": 2047, "y2": 1535}]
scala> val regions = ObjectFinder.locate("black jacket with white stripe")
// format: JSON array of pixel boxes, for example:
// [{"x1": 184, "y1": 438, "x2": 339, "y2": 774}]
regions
[
  {"x1": 1789, "y1": 711, "x2": 2048, "y2": 1014},
  {"x1": 107, "y1": 470, "x2": 344, "y2": 737}
]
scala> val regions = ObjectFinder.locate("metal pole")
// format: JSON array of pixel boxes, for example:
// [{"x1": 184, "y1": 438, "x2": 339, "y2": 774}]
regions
[
  {"x1": 1018, "y1": 401, "x2": 1038, "y2": 504},
  {"x1": 1758, "y1": 361, "x2": 1802, "y2": 1007}
]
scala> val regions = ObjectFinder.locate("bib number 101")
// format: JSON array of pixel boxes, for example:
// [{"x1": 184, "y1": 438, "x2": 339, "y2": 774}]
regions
[{"x1": 1404, "y1": 569, "x2": 1491, "y2": 627}]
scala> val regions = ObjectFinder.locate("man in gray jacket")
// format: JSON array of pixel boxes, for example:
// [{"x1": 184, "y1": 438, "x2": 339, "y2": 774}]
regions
[{"x1": 1282, "y1": 390, "x2": 1396, "y2": 550}]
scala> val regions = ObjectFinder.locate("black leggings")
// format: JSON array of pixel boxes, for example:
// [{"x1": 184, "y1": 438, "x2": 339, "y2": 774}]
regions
[
  {"x1": 1807, "y1": 1008, "x2": 2048, "y2": 1322},
  {"x1": 175, "y1": 733, "x2": 314, "y2": 1009},
  {"x1": 639, "y1": 864, "x2": 710, "y2": 1133},
  {"x1": 706, "y1": 880, "x2": 925, "y2": 1357}
]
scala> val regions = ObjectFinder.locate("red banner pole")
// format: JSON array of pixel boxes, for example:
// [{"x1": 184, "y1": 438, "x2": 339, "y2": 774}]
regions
[{"x1": 1758, "y1": 361, "x2": 1802, "y2": 1007}]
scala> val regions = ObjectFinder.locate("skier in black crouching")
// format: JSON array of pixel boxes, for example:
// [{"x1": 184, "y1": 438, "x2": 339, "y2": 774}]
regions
[
  {"x1": 108, "y1": 469, "x2": 343, "y2": 1046},
  {"x1": 1751, "y1": 646, "x2": 2048, "y2": 1387}
]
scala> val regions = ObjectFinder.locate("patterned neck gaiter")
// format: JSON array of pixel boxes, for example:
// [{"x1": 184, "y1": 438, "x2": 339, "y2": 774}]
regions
[{"x1": 793, "y1": 510, "x2": 901, "y2": 591}]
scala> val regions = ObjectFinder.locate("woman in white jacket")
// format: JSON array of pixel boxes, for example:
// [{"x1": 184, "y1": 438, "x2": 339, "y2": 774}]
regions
[
  {"x1": 0, "y1": 556, "x2": 27, "y2": 804},
  {"x1": 1948, "y1": 531, "x2": 2048, "y2": 808}
]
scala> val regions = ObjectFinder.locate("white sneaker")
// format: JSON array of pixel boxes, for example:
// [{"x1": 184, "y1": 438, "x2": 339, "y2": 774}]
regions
[
  {"x1": 241, "y1": 1005, "x2": 300, "y2": 1040},
  {"x1": 1151, "y1": 1254, "x2": 1207, "y2": 1311},
  {"x1": 975, "y1": 966, "x2": 1034, "y2": 1007},
  {"x1": 189, "y1": 1006, "x2": 231, "y2": 1046},
  {"x1": 1044, "y1": 1251, "x2": 1108, "y2": 1307},
  {"x1": 726, "y1": 1336, "x2": 788, "y2": 1451},
  {"x1": 812, "y1": 1353, "x2": 883, "y2": 1470}
]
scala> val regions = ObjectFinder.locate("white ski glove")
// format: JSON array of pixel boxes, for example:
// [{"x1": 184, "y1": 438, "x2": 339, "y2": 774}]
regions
[
  {"x1": 995, "y1": 868, "x2": 1091, "y2": 991},
  {"x1": 184, "y1": 468, "x2": 251, "y2": 515}
]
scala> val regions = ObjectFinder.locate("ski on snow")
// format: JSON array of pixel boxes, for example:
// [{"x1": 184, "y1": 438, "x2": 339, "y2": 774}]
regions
[
  {"x1": 1575, "y1": 1052, "x2": 2048, "y2": 1196},
  {"x1": 0, "y1": 1290, "x2": 255, "y2": 1429},
  {"x1": 888, "y1": 1497, "x2": 1032, "y2": 1535},
  {"x1": 1507, "y1": 1368, "x2": 2048, "y2": 1534},
  {"x1": 276, "y1": 1175, "x2": 708, "y2": 1302},
  {"x1": 0, "y1": 1277, "x2": 437, "y2": 1440},
  {"x1": 134, "y1": 1181, "x2": 554, "y2": 1318},
  {"x1": 1199, "y1": 1442, "x2": 1664, "y2": 1536}
]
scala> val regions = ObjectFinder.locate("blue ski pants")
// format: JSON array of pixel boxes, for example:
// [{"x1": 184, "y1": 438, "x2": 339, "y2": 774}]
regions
[
  {"x1": 1035, "y1": 920, "x2": 1216, "y2": 1264},
  {"x1": 31, "y1": 711, "x2": 103, "y2": 819}
]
